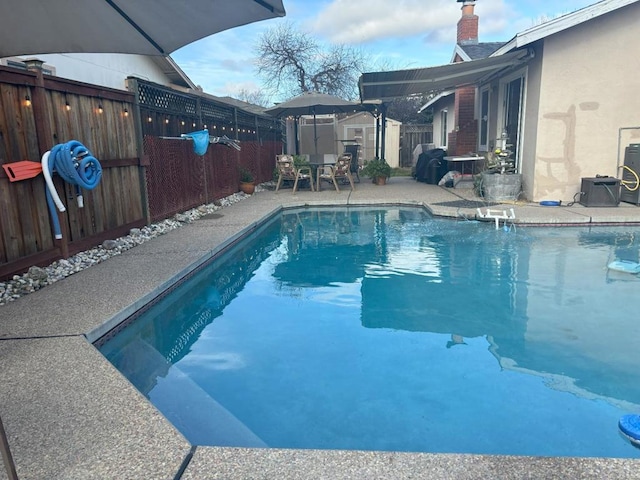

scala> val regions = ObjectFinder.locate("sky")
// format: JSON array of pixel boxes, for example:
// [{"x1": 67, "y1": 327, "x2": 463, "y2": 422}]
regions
[{"x1": 171, "y1": 0, "x2": 598, "y2": 103}]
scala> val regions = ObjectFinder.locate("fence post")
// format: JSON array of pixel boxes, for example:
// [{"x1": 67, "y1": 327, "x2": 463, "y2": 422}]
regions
[
  {"x1": 126, "y1": 77, "x2": 151, "y2": 225},
  {"x1": 25, "y1": 58, "x2": 70, "y2": 258}
]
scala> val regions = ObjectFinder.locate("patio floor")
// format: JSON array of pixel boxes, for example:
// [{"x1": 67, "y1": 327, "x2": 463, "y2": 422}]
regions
[{"x1": 1, "y1": 177, "x2": 640, "y2": 479}]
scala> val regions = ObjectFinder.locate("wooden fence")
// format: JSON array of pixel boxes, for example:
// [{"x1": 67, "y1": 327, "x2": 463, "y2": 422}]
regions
[
  {"x1": 132, "y1": 79, "x2": 280, "y2": 221},
  {"x1": 0, "y1": 65, "x2": 282, "y2": 280},
  {"x1": 400, "y1": 124, "x2": 434, "y2": 167}
]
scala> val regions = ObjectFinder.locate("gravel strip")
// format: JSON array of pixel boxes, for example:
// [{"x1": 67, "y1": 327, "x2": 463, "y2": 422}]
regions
[{"x1": 0, "y1": 187, "x2": 265, "y2": 306}]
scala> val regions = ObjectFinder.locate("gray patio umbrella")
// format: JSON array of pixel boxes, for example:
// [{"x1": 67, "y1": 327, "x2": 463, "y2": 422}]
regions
[
  {"x1": 0, "y1": 0, "x2": 285, "y2": 57},
  {"x1": 264, "y1": 91, "x2": 366, "y2": 154}
]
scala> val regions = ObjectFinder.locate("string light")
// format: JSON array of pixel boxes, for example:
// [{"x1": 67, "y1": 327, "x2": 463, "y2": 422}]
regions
[
  {"x1": 123, "y1": 108, "x2": 129, "y2": 117},
  {"x1": 24, "y1": 95, "x2": 31, "y2": 107},
  {"x1": 147, "y1": 116, "x2": 153, "y2": 123},
  {"x1": 97, "y1": 104, "x2": 103, "y2": 114},
  {"x1": 65, "y1": 100, "x2": 71, "y2": 111},
  {"x1": 165, "y1": 118, "x2": 170, "y2": 124}
]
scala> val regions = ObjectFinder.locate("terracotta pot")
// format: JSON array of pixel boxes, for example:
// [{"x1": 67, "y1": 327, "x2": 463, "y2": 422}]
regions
[
  {"x1": 239, "y1": 182, "x2": 255, "y2": 194},
  {"x1": 375, "y1": 176, "x2": 387, "y2": 186}
]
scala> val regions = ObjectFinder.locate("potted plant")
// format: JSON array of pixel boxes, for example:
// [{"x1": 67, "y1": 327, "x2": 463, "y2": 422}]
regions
[
  {"x1": 292, "y1": 154, "x2": 310, "y2": 169},
  {"x1": 362, "y1": 158, "x2": 392, "y2": 185},
  {"x1": 477, "y1": 135, "x2": 522, "y2": 202},
  {"x1": 239, "y1": 167, "x2": 255, "y2": 195}
]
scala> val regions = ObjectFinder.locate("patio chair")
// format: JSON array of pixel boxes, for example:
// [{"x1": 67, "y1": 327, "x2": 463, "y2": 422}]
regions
[
  {"x1": 318, "y1": 153, "x2": 355, "y2": 192},
  {"x1": 275, "y1": 154, "x2": 315, "y2": 194}
]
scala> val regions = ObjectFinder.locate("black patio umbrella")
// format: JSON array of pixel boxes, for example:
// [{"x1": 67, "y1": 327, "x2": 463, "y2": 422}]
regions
[
  {"x1": 264, "y1": 91, "x2": 366, "y2": 154},
  {"x1": 0, "y1": 0, "x2": 285, "y2": 57}
]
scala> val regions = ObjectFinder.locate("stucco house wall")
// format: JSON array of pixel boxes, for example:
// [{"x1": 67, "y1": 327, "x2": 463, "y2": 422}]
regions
[
  {"x1": 2, "y1": 53, "x2": 194, "y2": 91},
  {"x1": 531, "y1": 2, "x2": 640, "y2": 202}
]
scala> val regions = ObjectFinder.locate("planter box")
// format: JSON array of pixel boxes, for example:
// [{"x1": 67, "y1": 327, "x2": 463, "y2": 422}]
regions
[{"x1": 481, "y1": 172, "x2": 522, "y2": 202}]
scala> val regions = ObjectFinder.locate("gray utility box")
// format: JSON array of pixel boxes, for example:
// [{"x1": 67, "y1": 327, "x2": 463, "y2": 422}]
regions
[
  {"x1": 579, "y1": 177, "x2": 620, "y2": 207},
  {"x1": 620, "y1": 143, "x2": 640, "y2": 205}
]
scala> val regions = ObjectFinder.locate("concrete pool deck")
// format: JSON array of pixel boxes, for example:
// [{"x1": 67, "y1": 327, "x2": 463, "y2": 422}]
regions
[{"x1": 1, "y1": 177, "x2": 640, "y2": 479}]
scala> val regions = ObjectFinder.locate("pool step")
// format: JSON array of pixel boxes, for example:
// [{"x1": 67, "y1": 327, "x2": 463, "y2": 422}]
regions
[{"x1": 117, "y1": 337, "x2": 267, "y2": 448}]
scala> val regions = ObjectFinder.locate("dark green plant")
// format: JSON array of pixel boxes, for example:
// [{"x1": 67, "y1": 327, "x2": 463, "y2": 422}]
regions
[
  {"x1": 239, "y1": 167, "x2": 254, "y2": 183},
  {"x1": 293, "y1": 155, "x2": 310, "y2": 168},
  {"x1": 361, "y1": 158, "x2": 392, "y2": 179}
]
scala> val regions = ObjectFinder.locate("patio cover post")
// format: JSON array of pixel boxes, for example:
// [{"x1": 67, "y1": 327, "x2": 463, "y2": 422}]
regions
[
  {"x1": 374, "y1": 113, "x2": 381, "y2": 159},
  {"x1": 312, "y1": 107, "x2": 318, "y2": 154},
  {"x1": 381, "y1": 104, "x2": 387, "y2": 162}
]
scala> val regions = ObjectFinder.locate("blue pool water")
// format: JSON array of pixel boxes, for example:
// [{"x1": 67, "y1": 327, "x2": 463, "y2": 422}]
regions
[{"x1": 99, "y1": 207, "x2": 640, "y2": 458}]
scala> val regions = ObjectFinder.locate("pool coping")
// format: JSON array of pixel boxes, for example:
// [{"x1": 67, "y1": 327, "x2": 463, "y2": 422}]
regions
[{"x1": 2, "y1": 179, "x2": 640, "y2": 479}]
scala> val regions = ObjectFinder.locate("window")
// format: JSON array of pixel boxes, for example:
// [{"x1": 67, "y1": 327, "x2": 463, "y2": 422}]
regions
[{"x1": 440, "y1": 110, "x2": 448, "y2": 148}]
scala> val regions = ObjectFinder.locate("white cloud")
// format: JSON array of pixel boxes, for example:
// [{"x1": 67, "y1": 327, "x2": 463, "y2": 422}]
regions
[
  {"x1": 305, "y1": 0, "x2": 533, "y2": 46},
  {"x1": 308, "y1": 0, "x2": 460, "y2": 45},
  {"x1": 304, "y1": 0, "x2": 593, "y2": 47}
]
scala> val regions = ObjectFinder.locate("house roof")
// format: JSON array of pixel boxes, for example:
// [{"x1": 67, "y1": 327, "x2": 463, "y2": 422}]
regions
[
  {"x1": 359, "y1": 49, "x2": 530, "y2": 102},
  {"x1": 215, "y1": 96, "x2": 269, "y2": 116},
  {"x1": 417, "y1": 90, "x2": 454, "y2": 113},
  {"x1": 153, "y1": 56, "x2": 197, "y2": 89},
  {"x1": 454, "y1": 42, "x2": 506, "y2": 62},
  {"x1": 493, "y1": 0, "x2": 639, "y2": 56}
]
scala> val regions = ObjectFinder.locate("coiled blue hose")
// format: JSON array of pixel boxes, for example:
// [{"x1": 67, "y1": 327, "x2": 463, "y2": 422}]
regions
[{"x1": 44, "y1": 141, "x2": 102, "y2": 239}]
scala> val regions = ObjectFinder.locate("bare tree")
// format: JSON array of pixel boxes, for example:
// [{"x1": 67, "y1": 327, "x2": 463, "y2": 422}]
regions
[
  {"x1": 386, "y1": 95, "x2": 434, "y2": 124},
  {"x1": 255, "y1": 22, "x2": 365, "y2": 100},
  {"x1": 234, "y1": 88, "x2": 271, "y2": 108}
]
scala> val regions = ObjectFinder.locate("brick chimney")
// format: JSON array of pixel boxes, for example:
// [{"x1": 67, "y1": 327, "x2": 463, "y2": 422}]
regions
[{"x1": 457, "y1": 1, "x2": 478, "y2": 45}]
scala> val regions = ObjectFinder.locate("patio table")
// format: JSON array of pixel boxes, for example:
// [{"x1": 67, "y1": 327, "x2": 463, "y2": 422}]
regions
[
  {"x1": 308, "y1": 154, "x2": 338, "y2": 191},
  {"x1": 444, "y1": 155, "x2": 484, "y2": 175}
]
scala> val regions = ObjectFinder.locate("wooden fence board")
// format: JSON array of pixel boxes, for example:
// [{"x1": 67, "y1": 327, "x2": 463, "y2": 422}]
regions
[
  {"x1": 0, "y1": 178, "x2": 22, "y2": 261},
  {"x1": 14, "y1": 181, "x2": 37, "y2": 255}
]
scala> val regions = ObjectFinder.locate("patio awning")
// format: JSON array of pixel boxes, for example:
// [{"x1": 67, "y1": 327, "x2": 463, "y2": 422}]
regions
[{"x1": 359, "y1": 49, "x2": 531, "y2": 102}]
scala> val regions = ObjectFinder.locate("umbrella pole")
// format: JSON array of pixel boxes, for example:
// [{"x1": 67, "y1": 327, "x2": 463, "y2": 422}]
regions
[{"x1": 313, "y1": 108, "x2": 318, "y2": 154}]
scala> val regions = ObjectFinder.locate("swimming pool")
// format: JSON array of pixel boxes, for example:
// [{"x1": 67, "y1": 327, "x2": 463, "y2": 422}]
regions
[{"x1": 98, "y1": 207, "x2": 640, "y2": 458}]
